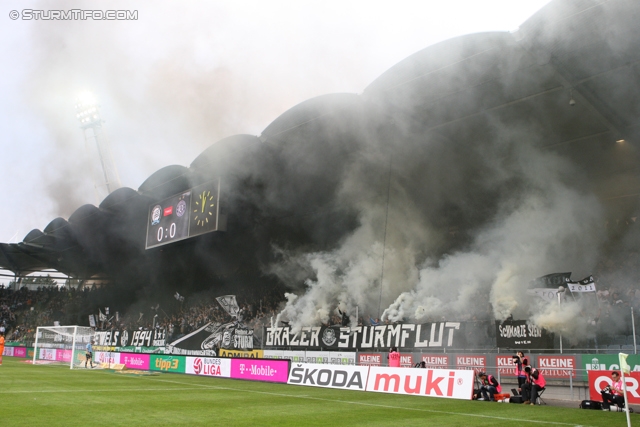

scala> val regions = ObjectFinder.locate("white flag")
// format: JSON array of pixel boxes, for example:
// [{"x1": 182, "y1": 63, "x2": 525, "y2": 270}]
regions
[
  {"x1": 567, "y1": 275, "x2": 596, "y2": 293},
  {"x1": 216, "y1": 295, "x2": 240, "y2": 317}
]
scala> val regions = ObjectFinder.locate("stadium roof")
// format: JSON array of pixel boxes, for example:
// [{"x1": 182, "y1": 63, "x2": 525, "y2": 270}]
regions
[{"x1": 2, "y1": 0, "x2": 639, "y2": 278}]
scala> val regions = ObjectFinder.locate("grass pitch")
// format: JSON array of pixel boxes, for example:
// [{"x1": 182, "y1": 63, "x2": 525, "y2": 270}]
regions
[{"x1": 0, "y1": 357, "x2": 633, "y2": 426}]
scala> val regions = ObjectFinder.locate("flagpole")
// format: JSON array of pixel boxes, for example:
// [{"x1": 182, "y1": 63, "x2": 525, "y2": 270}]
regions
[
  {"x1": 558, "y1": 289, "x2": 563, "y2": 354},
  {"x1": 620, "y1": 353, "x2": 632, "y2": 427},
  {"x1": 621, "y1": 368, "x2": 632, "y2": 427},
  {"x1": 632, "y1": 307, "x2": 637, "y2": 355}
]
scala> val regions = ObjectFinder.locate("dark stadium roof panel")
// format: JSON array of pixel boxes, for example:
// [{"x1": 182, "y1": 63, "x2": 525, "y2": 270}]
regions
[
  {"x1": 2, "y1": 0, "x2": 640, "y2": 279},
  {"x1": 138, "y1": 165, "x2": 191, "y2": 200}
]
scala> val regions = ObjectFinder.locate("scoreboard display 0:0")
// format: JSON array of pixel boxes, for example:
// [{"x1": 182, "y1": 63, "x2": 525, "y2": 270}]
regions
[{"x1": 145, "y1": 191, "x2": 191, "y2": 249}]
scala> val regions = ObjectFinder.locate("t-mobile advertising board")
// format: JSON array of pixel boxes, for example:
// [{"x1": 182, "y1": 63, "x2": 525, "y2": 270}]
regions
[
  {"x1": 366, "y1": 367, "x2": 474, "y2": 400},
  {"x1": 288, "y1": 363, "x2": 369, "y2": 391},
  {"x1": 186, "y1": 357, "x2": 231, "y2": 377},
  {"x1": 588, "y1": 370, "x2": 640, "y2": 404},
  {"x1": 121, "y1": 353, "x2": 150, "y2": 370},
  {"x1": 13, "y1": 347, "x2": 27, "y2": 358},
  {"x1": 455, "y1": 355, "x2": 486, "y2": 373},
  {"x1": 537, "y1": 355, "x2": 576, "y2": 378},
  {"x1": 230, "y1": 358, "x2": 289, "y2": 383},
  {"x1": 39, "y1": 348, "x2": 73, "y2": 362}
]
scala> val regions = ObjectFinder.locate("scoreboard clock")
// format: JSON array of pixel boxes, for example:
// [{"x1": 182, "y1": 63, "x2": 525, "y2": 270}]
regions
[{"x1": 145, "y1": 179, "x2": 222, "y2": 249}]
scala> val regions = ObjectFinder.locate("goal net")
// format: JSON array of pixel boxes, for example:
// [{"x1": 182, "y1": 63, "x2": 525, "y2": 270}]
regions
[{"x1": 33, "y1": 326, "x2": 95, "y2": 369}]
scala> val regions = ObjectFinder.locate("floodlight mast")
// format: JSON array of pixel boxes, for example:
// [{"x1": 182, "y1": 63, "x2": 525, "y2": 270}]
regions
[{"x1": 74, "y1": 92, "x2": 121, "y2": 201}]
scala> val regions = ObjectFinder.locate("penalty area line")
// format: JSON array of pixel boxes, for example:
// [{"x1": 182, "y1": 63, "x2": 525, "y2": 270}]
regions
[{"x1": 148, "y1": 378, "x2": 592, "y2": 427}]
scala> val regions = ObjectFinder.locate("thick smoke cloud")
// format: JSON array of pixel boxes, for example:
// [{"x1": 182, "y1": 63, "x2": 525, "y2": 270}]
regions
[{"x1": 273, "y1": 113, "x2": 605, "y2": 337}]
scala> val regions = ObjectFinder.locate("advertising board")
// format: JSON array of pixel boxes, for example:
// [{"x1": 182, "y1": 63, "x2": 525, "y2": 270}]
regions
[
  {"x1": 305, "y1": 351, "x2": 331, "y2": 364},
  {"x1": 359, "y1": 353, "x2": 382, "y2": 366},
  {"x1": 537, "y1": 355, "x2": 576, "y2": 378},
  {"x1": 582, "y1": 354, "x2": 640, "y2": 380},
  {"x1": 366, "y1": 367, "x2": 474, "y2": 399},
  {"x1": 455, "y1": 355, "x2": 486, "y2": 373},
  {"x1": 230, "y1": 358, "x2": 289, "y2": 383},
  {"x1": 588, "y1": 370, "x2": 640, "y2": 404},
  {"x1": 150, "y1": 354, "x2": 186, "y2": 373},
  {"x1": 420, "y1": 354, "x2": 449, "y2": 369},
  {"x1": 186, "y1": 357, "x2": 231, "y2": 377},
  {"x1": 94, "y1": 351, "x2": 121, "y2": 365},
  {"x1": 496, "y1": 355, "x2": 517, "y2": 376},
  {"x1": 121, "y1": 353, "x2": 150, "y2": 370},
  {"x1": 288, "y1": 363, "x2": 369, "y2": 391}
]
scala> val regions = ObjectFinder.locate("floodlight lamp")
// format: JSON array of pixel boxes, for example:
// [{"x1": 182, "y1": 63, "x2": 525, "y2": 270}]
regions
[{"x1": 76, "y1": 91, "x2": 97, "y2": 108}]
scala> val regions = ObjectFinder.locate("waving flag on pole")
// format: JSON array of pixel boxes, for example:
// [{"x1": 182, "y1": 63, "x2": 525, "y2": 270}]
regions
[
  {"x1": 216, "y1": 295, "x2": 240, "y2": 318},
  {"x1": 619, "y1": 353, "x2": 633, "y2": 426},
  {"x1": 620, "y1": 352, "x2": 631, "y2": 374},
  {"x1": 567, "y1": 276, "x2": 596, "y2": 293}
]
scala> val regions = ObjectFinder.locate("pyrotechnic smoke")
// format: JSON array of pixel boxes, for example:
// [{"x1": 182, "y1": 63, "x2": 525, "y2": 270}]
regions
[{"x1": 272, "y1": 117, "x2": 606, "y2": 338}]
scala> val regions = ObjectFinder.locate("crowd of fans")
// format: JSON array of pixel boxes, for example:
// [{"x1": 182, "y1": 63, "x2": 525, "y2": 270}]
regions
[
  {"x1": 2, "y1": 245, "x2": 640, "y2": 348},
  {"x1": 0, "y1": 284, "x2": 286, "y2": 345}
]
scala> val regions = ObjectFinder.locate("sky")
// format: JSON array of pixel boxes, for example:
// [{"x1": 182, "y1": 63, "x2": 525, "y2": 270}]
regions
[{"x1": 0, "y1": 0, "x2": 552, "y2": 251}]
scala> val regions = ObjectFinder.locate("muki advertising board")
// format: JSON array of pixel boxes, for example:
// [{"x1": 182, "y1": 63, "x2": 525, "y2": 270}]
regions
[{"x1": 366, "y1": 367, "x2": 474, "y2": 400}]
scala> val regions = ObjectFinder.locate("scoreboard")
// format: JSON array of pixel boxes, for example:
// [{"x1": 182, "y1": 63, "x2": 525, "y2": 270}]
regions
[{"x1": 145, "y1": 179, "x2": 224, "y2": 249}]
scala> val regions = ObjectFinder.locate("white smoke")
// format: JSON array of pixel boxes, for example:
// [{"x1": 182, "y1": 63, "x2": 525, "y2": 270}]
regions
[{"x1": 272, "y1": 130, "x2": 606, "y2": 338}]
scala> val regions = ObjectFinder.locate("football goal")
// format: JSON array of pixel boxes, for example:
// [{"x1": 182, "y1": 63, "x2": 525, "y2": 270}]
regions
[{"x1": 32, "y1": 325, "x2": 95, "y2": 369}]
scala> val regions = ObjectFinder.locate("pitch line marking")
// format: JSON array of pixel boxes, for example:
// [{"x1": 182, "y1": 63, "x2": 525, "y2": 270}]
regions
[
  {"x1": 0, "y1": 387, "x2": 205, "y2": 394},
  {"x1": 149, "y1": 378, "x2": 594, "y2": 427}
]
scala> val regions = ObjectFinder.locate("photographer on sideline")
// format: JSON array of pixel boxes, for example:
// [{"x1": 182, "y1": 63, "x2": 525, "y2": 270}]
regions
[
  {"x1": 601, "y1": 371, "x2": 625, "y2": 411},
  {"x1": 522, "y1": 365, "x2": 545, "y2": 405},
  {"x1": 477, "y1": 372, "x2": 501, "y2": 401},
  {"x1": 513, "y1": 351, "x2": 529, "y2": 392}
]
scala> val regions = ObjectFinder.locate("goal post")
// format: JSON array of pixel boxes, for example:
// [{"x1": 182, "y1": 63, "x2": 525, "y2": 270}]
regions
[{"x1": 33, "y1": 325, "x2": 95, "y2": 369}]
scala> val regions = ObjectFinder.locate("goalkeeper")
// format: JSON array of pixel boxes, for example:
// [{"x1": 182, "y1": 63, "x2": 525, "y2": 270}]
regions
[{"x1": 85, "y1": 340, "x2": 94, "y2": 368}]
